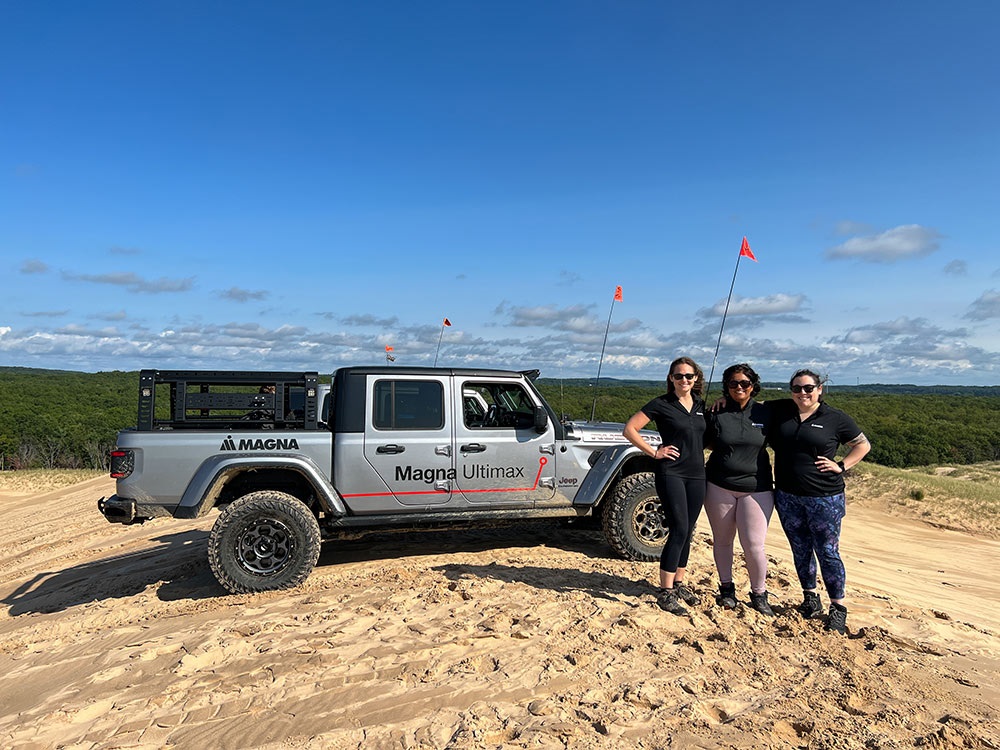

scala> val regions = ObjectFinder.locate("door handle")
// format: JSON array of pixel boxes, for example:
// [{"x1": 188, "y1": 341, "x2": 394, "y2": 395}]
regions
[
  {"x1": 460, "y1": 443, "x2": 487, "y2": 453},
  {"x1": 376, "y1": 444, "x2": 405, "y2": 454}
]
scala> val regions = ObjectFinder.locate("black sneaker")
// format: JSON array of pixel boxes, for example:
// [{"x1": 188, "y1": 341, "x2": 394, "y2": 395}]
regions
[
  {"x1": 656, "y1": 588, "x2": 688, "y2": 615},
  {"x1": 826, "y1": 603, "x2": 848, "y2": 634},
  {"x1": 716, "y1": 582, "x2": 737, "y2": 609},
  {"x1": 674, "y1": 583, "x2": 701, "y2": 606},
  {"x1": 749, "y1": 591, "x2": 775, "y2": 617},
  {"x1": 799, "y1": 591, "x2": 823, "y2": 619}
]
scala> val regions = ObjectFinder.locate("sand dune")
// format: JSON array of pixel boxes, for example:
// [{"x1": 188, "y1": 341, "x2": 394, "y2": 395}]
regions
[{"x1": 1, "y1": 476, "x2": 998, "y2": 748}]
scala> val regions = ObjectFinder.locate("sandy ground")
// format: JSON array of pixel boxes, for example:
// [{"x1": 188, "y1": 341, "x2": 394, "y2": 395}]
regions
[{"x1": 1, "y1": 476, "x2": 998, "y2": 749}]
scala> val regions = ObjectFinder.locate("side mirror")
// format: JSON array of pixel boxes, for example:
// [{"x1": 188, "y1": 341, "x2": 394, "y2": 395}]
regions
[{"x1": 533, "y1": 406, "x2": 549, "y2": 434}]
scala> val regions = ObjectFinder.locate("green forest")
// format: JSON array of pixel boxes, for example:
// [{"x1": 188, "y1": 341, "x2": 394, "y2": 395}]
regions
[
  {"x1": 544, "y1": 382, "x2": 1000, "y2": 468},
  {"x1": 1, "y1": 367, "x2": 998, "y2": 470}
]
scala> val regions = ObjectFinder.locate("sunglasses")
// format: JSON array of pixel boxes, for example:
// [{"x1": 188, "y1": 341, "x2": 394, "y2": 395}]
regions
[
  {"x1": 791, "y1": 384, "x2": 818, "y2": 394},
  {"x1": 671, "y1": 372, "x2": 696, "y2": 381},
  {"x1": 727, "y1": 379, "x2": 752, "y2": 390}
]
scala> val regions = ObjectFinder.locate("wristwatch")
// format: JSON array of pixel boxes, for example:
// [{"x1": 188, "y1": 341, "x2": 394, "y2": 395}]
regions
[{"x1": 837, "y1": 460, "x2": 846, "y2": 472}]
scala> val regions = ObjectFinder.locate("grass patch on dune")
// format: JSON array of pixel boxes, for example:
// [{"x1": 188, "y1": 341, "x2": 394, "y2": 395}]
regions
[
  {"x1": 0, "y1": 469, "x2": 106, "y2": 495},
  {"x1": 848, "y1": 462, "x2": 1000, "y2": 538}
]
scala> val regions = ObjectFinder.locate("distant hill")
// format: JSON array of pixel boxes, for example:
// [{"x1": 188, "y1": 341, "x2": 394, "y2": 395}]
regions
[{"x1": 538, "y1": 377, "x2": 1000, "y2": 397}]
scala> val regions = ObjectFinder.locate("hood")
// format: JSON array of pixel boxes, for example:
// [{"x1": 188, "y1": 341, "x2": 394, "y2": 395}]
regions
[{"x1": 562, "y1": 419, "x2": 661, "y2": 448}]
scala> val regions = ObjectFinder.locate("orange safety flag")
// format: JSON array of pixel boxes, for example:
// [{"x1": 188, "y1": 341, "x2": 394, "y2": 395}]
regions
[
  {"x1": 739, "y1": 236, "x2": 757, "y2": 262},
  {"x1": 614, "y1": 285, "x2": 623, "y2": 302},
  {"x1": 385, "y1": 345, "x2": 394, "y2": 352},
  {"x1": 443, "y1": 318, "x2": 452, "y2": 326}
]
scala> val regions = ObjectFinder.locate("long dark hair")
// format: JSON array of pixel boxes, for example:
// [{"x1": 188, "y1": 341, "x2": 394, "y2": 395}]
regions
[
  {"x1": 667, "y1": 356, "x2": 704, "y2": 397},
  {"x1": 722, "y1": 362, "x2": 761, "y2": 398}
]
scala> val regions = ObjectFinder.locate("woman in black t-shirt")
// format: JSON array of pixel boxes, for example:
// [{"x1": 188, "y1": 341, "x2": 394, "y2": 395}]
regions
[
  {"x1": 769, "y1": 369, "x2": 870, "y2": 635},
  {"x1": 703, "y1": 363, "x2": 775, "y2": 616},
  {"x1": 623, "y1": 356, "x2": 707, "y2": 616}
]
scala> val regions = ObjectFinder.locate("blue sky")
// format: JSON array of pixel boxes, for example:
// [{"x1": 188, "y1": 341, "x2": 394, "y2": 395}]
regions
[{"x1": 3, "y1": 2, "x2": 998, "y2": 385}]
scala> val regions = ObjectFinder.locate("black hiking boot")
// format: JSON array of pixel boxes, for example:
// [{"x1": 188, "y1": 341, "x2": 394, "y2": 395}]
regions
[
  {"x1": 674, "y1": 583, "x2": 701, "y2": 606},
  {"x1": 656, "y1": 588, "x2": 688, "y2": 616},
  {"x1": 826, "y1": 603, "x2": 848, "y2": 634},
  {"x1": 716, "y1": 582, "x2": 737, "y2": 609},
  {"x1": 749, "y1": 591, "x2": 775, "y2": 617},
  {"x1": 799, "y1": 591, "x2": 824, "y2": 619}
]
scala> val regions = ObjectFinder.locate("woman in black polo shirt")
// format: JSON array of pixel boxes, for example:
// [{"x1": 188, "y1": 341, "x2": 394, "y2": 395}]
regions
[
  {"x1": 623, "y1": 356, "x2": 707, "y2": 616},
  {"x1": 769, "y1": 369, "x2": 870, "y2": 634},
  {"x1": 703, "y1": 363, "x2": 775, "y2": 616}
]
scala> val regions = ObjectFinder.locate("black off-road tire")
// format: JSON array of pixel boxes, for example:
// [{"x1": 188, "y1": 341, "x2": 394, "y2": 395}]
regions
[
  {"x1": 601, "y1": 472, "x2": 668, "y2": 562},
  {"x1": 208, "y1": 490, "x2": 322, "y2": 594}
]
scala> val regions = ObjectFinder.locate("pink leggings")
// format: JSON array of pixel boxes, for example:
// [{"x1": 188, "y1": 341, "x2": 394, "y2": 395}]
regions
[{"x1": 703, "y1": 481, "x2": 775, "y2": 593}]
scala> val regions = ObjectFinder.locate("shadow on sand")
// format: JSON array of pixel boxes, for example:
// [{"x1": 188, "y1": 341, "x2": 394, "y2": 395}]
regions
[
  {"x1": 2, "y1": 530, "x2": 222, "y2": 616},
  {"x1": 4, "y1": 522, "x2": 620, "y2": 616}
]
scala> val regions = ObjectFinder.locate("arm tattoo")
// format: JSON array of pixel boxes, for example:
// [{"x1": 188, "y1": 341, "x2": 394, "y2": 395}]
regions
[{"x1": 846, "y1": 433, "x2": 869, "y2": 447}]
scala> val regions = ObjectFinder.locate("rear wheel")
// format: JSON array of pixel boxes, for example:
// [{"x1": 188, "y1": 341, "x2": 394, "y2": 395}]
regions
[
  {"x1": 208, "y1": 490, "x2": 321, "y2": 594},
  {"x1": 601, "y1": 472, "x2": 668, "y2": 561}
]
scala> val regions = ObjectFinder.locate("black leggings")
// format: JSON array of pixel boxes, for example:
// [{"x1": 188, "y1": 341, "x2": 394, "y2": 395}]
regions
[{"x1": 654, "y1": 473, "x2": 706, "y2": 573}]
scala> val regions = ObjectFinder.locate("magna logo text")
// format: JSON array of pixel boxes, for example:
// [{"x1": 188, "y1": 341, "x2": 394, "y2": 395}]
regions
[{"x1": 220, "y1": 436, "x2": 301, "y2": 451}]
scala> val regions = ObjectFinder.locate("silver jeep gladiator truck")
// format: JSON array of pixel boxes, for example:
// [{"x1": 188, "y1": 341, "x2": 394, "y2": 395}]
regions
[{"x1": 99, "y1": 367, "x2": 665, "y2": 593}]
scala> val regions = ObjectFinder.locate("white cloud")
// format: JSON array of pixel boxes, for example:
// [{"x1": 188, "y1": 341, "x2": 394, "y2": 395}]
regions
[
  {"x1": 62, "y1": 271, "x2": 194, "y2": 294},
  {"x1": 506, "y1": 304, "x2": 596, "y2": 331},
  {"x1": 826, "y1": 225, "x2": 941, "y2": 263},
  {"x1": 221, "y1": 287, "x2": 269, "y2": 302},
  {"x1": 964, "y1": 289, "x2": 1000, "y2": 321},
  {"x1": 943, "y1": 260, "x2": 967, "y2": 275},
  {"x1": 837, "y1": 317, "x2": 966, "y2": 345},
  {"x1": 698, "y1": 293, "x2": 808, "y2": 319},
  {"x1": 91, "y1": 310, "x2": 128, "y2": 321},
  {"x1": 557, "y1": 270, "x2": 582, "y2": 286},
  {"x1": 21, "y1": 310, "x2": 69, "y2": 318},
  {"x1": 20, "y1": 259, "x2": 49, "y2": 274},
  {"x1": 338, "y1": 314, "x2": 401, "y2": 327}
]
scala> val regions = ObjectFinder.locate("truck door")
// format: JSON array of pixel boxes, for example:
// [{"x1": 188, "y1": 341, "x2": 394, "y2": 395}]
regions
[
  {"x1": 362, "y1": 375, "x2": 454, "y2": 507},
  {"x1": 454, "y1": 377, "x2": 556, "y2": 507}
]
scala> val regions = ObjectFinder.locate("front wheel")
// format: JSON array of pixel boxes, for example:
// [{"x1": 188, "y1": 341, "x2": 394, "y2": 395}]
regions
[
  {"x1": 601, "y1": 472, "x2": 668, "y2": 561},
  {"x1": 208, "y1": 490, "x2": 322, "y2": 594}
]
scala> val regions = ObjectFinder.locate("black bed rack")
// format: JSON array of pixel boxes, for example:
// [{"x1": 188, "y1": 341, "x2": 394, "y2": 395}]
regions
[{"x1": 136, "y1": 369, "x2": 320, "y2": 431}]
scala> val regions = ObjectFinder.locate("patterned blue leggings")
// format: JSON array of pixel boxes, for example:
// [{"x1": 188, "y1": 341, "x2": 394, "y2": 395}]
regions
[{"x1": 774, "y1": 490, "x2": 846, "y2": 600}]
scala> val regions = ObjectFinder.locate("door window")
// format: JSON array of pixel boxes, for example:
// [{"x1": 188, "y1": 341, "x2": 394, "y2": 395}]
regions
[
  {"x1": 373, "y1": 380, "x2": 444, "y2": 430},
  {"x1": 464, "y1": 382, "x2": 536, "y2": 429}
]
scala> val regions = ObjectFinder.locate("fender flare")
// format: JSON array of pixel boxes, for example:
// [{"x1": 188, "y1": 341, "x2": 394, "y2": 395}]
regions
[
  {"x1": 572, "y1": 444, "x2": 656, "y2": 508},
  {"x1": 175, "y1": 454, "x2": 347, "y2": 519}
]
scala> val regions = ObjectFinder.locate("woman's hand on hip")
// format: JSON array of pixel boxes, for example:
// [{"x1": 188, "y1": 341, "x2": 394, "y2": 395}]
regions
[
  {"x1": 815, "y1": 456, "x2": 843, "y2": 474},
  {"x1": 655, "y1": 444, "x2": 680, "y2": 461}
]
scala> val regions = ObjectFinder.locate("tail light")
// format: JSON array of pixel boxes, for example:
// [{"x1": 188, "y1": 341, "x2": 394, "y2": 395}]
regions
[{"x1": 110, "y1": 450, "x2": 134, "y2": 479}]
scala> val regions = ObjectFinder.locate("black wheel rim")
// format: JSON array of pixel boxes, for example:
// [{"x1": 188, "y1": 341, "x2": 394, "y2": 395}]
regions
[
  {"x1": 632, "y1": 497, "x2": 667, "y2": 546},
  {"x1": 235, "y1": 516, "x2": 295, "y2": 576}
]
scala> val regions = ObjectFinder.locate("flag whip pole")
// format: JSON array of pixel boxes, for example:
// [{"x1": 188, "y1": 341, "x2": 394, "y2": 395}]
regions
[
  {"x1": 433, "y1": 326, "x2": 445, "y2": 367},
  {"x1": 433, "y1": 318, "x2": 452, "y2": 366},
  {"x1": 591, "y1": 286, "x2": 621, "y2": 422},
  {"x1": 706, "y1": 238, "x2": 755, "y2": 398}
]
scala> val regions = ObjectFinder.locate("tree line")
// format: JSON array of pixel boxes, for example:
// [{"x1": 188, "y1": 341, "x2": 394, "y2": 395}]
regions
[
  {"x1": 1, "y1": 368, "x2": 998, "y2": 471},
  {"x1": 539, "y1": 382, "x2": 1000, "y2": 468}
]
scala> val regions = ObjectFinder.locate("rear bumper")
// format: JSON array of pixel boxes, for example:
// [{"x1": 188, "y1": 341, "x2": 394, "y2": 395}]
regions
[
  {"x1": 97, "y1": 495, "x2": 173, "y2": 524},
  {"x1": 98, "y1": 495, "x2": 141, "y2": 524}
]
